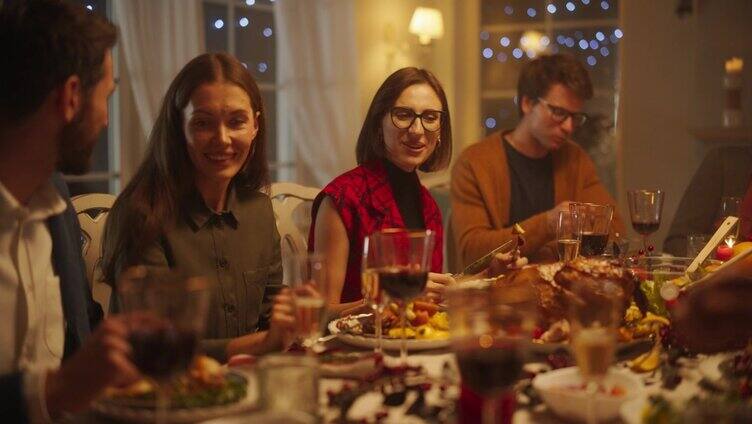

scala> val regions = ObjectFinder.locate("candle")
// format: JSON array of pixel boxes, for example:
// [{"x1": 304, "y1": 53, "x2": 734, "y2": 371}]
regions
[
  {"x1": 716, "y1": 245, "x2": 733, "y2": 261},
  {"x1": 725, "y1": 57, "x2": 744, "y2": 74}
]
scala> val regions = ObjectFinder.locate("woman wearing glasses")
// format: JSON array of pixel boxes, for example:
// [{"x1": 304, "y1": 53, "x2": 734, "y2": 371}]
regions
[{"x1": 308, "y1": 67, "x2": 454, "y2": 309}]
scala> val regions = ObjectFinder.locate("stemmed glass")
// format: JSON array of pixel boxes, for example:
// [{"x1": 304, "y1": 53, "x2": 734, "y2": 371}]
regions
[
  {"x1": 556, "y1": 210, "x2": 581, "y2": 262},
  {"x1": 361, "y1": 235, "x2": 385, "y2": 354},
  {"x1": 448, "y1": 281, "x2": 536, "y2": 424},
  {"x1": 118, "y1": 269, "x2": 212, "y2": 424},
  {"x1": 570, "y1": 202, "x2": 614, "y2": 257},
  {"x1": 284, "y1": 253, "x2": 328, "y2": 354},
  {"x1": 568, "y1": 279, "x2": 623, "y2": 424},
  {"x1": 368, "y1": 228, "x2": 435, "y2": 365},
  {"x1": 627, "y1": 189, "x2": 665, "y2": 255}
]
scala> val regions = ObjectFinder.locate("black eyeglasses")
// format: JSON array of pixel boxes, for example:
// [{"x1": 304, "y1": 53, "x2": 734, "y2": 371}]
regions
[
  {"x1": 390, "y1": 107, "x2": 443, "y2": 132},
  {"x1": 537, "y1": 97, "x2": 588, "y2": 126}
]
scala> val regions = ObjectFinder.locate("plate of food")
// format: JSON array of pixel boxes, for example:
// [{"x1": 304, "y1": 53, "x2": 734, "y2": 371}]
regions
[
  {"x1": 92, "y1": 355, "x2": 256, "y2": 423},
  {"x1": 329, "y1": 300, "x2": 450, "y2": 351}
]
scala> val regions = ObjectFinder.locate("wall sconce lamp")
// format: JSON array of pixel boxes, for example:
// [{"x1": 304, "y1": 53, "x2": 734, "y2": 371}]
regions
[{"x1": 409, "y1": 7, "x2": 444, "y2": 45}]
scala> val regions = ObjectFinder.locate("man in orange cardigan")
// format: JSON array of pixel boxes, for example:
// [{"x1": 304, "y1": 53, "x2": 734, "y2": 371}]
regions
[{"x1": 451, "y1": 54, "x2": 624, "y2": 266}]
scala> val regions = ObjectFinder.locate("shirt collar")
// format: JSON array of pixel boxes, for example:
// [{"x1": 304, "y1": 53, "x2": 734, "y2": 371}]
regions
[
  {"x1": 186, "y1": 185, "x2": 239, "y2": 231},
  {"x1": 0, "y1": 178, "x2": 67, "y2": 222}
]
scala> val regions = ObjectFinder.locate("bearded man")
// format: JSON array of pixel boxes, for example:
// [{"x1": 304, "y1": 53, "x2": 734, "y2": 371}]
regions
[{"x1": 0, "y1": 1, "x2": 138, "y2": 421}]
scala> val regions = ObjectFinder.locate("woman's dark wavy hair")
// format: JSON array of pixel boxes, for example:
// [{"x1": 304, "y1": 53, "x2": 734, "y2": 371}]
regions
[
  {"x1": 355, "y1": 67, "x2": 452, "y2": 172},
  {"x1": 102, "y1": 53, "x2": 269, "y2": 284}
]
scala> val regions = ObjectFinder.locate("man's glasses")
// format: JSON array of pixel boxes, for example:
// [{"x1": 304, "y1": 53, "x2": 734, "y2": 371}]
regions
[
  {"x1": 537, "y1": 97, "x2": 588, "y2": 126},
  {"x1": 390, "y1": 107, "x2": 443, "y2": 132}
]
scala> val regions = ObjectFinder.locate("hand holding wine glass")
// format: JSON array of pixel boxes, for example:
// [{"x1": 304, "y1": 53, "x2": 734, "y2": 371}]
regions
[
  {"x1": 627, "y1": 189, "x2": 665, "y2": 255},
  {"x1": 118, "y1": 269, "x2": 212, "y2": 422}
]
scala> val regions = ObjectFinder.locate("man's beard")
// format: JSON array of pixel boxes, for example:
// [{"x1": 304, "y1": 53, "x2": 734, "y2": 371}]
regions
[{"x1": 57, "y1": 103, "x2": 99, "y2": 175}]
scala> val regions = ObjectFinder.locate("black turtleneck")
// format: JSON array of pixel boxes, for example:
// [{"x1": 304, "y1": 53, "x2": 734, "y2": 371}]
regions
[{"x1": 383, "y1": 159, "x2": 425, "y2": 229}]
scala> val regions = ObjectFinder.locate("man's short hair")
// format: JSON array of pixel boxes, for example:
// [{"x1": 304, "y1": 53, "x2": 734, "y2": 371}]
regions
[
  {"x1": 0, "y1": 0, "x2": 117, "y2": 126},
  {"x1": 516, "y1": 53, "x2": 593, "y2": 117}
]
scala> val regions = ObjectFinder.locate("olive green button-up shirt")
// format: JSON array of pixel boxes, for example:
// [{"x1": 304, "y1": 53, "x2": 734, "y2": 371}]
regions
[{"x1": 137, "y1": 185, "x2": 282, "y2": 360}]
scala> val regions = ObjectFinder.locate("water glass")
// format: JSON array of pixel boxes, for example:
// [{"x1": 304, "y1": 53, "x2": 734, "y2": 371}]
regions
[
  {"x1": 257, "y1": 354, "x2": 319, "y2": 418},
  {"x1": 687, "y1": 233, "x2": 710, "y2": 258}
]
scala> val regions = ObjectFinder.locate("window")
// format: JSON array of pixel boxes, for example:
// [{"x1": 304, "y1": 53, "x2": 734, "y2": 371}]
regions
[
  {"x1": 480, "y1": 0, "x2": 621, "y2": 193},
  {"x1": 65, "y1": 0, "x2": 121, "y2": 196},
  {"x1": 203, "y1": 0, "x2": 292, "y2": 181}
]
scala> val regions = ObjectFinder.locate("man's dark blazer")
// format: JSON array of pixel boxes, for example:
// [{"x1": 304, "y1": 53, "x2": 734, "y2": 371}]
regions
[{"x1": 0, "y1": 173, "x2": 102, "y2": 422}]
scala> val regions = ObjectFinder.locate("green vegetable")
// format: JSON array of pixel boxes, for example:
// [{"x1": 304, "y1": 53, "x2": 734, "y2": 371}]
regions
[{"x1": 639, "y1": 280, "x2": 668, "y2": 317}]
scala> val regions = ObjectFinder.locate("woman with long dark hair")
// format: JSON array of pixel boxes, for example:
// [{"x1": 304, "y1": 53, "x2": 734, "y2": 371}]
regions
[{"x1": 102, "y1": 53, "x2": 292, "y2": 360}]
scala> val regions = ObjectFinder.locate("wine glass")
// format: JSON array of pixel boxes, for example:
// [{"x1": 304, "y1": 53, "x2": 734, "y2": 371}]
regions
[
  {"x1": 118, "y1": 269, "x2": 212, "y2": 423},
  {"x1": 627, "y1": 189, "x2": 665, "y2": 255},
  {"x1": 368, "y1": 228, "x2": 435, "y2": 365},
  {"x1": 448, "y1": 281, "x2": 536, "y2": 424},
  {"x1": 567, "y1": 279, "x2": 623, "y2": 424},
  {"x1": 556, "y1": 210, "x2": 581, "y2": 262},
  {"x1": 284, "y1": 253, "x2": 328, "y2": 354},
  {"x1": 570, "y1": 202, "x2": 614, "y2": 257},
  {"x1": 361, "y1": 235, "x2": 385, "y2": 354}
]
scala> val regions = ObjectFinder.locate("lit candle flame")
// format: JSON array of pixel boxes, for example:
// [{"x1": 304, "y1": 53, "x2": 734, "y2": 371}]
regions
[
  {"x1": 725, "y1": 235, "x2": 736, "y2": 248},
  {"x1": 725, "y1": 57, "x2": 743, "y2": 73}
]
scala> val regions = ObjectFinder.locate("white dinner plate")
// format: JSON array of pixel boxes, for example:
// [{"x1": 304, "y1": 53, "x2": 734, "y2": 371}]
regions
[
  {"x1": 91, "y1": 371, "x2": 257, "y2": 423},
  {"x1": 328, "y1": 314, "x2": 450, "y2": 351}
]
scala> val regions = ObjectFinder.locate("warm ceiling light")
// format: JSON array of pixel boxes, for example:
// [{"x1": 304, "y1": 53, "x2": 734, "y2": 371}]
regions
[{"x1": 409, "y1": 7, "x2": 444, "y2": 45}]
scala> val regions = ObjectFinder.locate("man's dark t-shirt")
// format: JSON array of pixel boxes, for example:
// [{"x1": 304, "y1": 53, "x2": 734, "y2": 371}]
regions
[{"x1": 503, "y1": 136, "x2": 555, "y2": 224}]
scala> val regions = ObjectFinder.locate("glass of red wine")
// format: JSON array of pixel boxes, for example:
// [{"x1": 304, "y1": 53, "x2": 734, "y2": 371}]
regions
[
  {"x1": 118, "y1": 269, "x2": 212, "y2": 422},
  {"x1": 627, "y1": 189, "x2": 664, "y2": 255},
  {"x1": 570, "y1": 202, "x2": 614, "y2": 257},
  {"x1": 367, "y1": 228, "x2": 435, "y2": 365},
  {"x1": 447, "y1": 281, "x2": 536, "y2": 424}
]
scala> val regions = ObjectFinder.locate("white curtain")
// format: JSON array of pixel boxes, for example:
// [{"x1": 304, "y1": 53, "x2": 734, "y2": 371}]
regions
[
  {"x1": 114, "y1": 1, "x2": 205, "y2": 184},
  {"x1": 275, "y1": 0, "x2": 360, "y2": 186}
]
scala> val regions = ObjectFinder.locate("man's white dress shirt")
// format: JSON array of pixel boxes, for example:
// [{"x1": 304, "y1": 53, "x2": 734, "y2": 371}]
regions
[{"x1": 0, "y1": 180, "x2": 67, "y2": 423}]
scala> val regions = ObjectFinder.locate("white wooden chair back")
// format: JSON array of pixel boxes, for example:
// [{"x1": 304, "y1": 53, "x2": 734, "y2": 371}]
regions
[
  {"x1": 71, "y1": 193, "x2": 115, "y2": 315},
  {"x1": 270, "y1": 182, "x2": 320, "y2": 259}
]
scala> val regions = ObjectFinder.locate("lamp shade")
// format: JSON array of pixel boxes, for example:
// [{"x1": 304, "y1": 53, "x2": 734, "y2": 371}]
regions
[{"x1": 409, "y1": 7, "x2": 444, "y2": 45}]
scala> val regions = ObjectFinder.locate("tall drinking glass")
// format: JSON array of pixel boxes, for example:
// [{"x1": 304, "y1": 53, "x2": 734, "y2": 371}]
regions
[
  {"x1": 568, "y1": 279, "x2": 623, "y2": 424},
  {"x1": 627, "y1": 189, "x2": 665, "y2": 255},
  {"x1": 448, "y1": 281, "x2": 536, "y2": 424},
  {"x1": 285, "y1": 254, "x2": 328, "y2": 354},
  {"x1": 118, "y1": 269, "x2": 212, "y2": 423},
  {"x1": 556, "y1": 210, "x2": 581, "y2": 262},
  {"x1": 361, "y1": 236, "x2": 385, "y2": 354},
  {"x1": 368, "y1": 228, "x2": 434, "y2": 365},
  {"x1": 570, "y1": 202, "x2": 614, "y2": 257}
]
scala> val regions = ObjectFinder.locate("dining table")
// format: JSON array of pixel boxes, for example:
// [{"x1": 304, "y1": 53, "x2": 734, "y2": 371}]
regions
[{"x1": 74, "y1": 334, "x2": 733, "y2": 424}]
